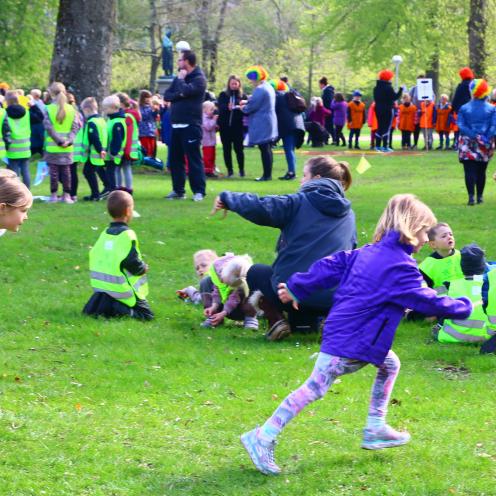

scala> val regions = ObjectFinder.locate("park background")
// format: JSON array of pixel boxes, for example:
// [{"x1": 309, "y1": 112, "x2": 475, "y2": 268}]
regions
[{"x1": 2, "y1": 0, "x2": 496, "y2": 494}]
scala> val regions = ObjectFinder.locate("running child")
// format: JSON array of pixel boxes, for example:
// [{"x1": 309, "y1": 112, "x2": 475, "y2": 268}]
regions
[{"x1": 240, "y1": 194, "x2": 472, "y2": 475}]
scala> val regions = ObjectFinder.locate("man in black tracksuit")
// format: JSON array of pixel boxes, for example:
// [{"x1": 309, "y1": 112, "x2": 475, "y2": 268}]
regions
[{"x1": 163, "y1": 50, "x2": 207, "y2": 201}]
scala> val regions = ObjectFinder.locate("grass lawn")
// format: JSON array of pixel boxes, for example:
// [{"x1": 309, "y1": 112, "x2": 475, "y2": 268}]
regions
[{"x1": 1, "y1": 143, "x2": 495, "y2": 495}]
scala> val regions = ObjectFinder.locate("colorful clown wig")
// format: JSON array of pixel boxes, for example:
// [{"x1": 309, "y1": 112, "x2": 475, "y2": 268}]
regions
[
  {"x1": 268, "y1": 79, "x2": 289, "y2": 92},
  {"x1": 470, "y1": 79, "x2": 491, "y2": 99},
  {"x1": 459, "y1": 67, "x2": 474, "y2": 80},
  {"x1": 378, "y1": 70, "x2": 394, "y2": 81},
  {"x1": 245, "y1": 65, "x2": 268, "y2": 82}
]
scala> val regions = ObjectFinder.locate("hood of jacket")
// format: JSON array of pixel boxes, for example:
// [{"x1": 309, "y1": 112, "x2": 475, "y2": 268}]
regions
[
  {"x1": 6, "y1": 104, "x2": 26, "y2": 119},
  {"x1": 299, "y1": 178, "x2": 351, "y2": 218}
]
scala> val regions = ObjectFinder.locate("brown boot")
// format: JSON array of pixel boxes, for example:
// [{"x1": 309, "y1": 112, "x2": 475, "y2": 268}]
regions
[{"x1": 251, "y1": 291, "x2": 290, "y2": 341}]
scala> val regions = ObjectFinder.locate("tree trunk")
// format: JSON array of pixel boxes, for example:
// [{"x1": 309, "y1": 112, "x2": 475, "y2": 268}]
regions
[
  {"x1": 425, "y1": 52, "x2": 440, "y2": 98},
  {"x1": 198, "y1": 0, "x2": 210, "y2": 78},
  {"x1": 50, "y1": 0, "x2": 116, "y2": 103},
  {"x1": 148, "y1": 0, "x2": 161, "y2": 92},
  {"x1": 468, "y1": 0, "x2": 488, "y2": 78},
  {"x1": 208, "y1": 0, "x2": 228, "y2": 86}
]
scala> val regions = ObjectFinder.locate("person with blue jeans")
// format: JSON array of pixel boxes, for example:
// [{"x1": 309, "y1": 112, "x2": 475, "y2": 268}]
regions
[{"x1": 271, "y1": 79, "x2": 305, "y2": 180}]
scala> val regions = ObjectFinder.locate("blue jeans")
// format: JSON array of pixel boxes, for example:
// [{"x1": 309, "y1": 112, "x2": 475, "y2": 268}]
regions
[
  {"x1": 7, "y1": 158, "x2": 30, "y2": 189},
  {"x1": 282, "y1": 133, "x2": 296, "y2": 174}
]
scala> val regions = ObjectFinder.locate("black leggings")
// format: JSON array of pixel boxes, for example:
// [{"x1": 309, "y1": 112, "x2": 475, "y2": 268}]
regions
[
  {"x1": 258, "y1": 142, "x2": 273, "y2": 179},
  {"x1": 334, "y1": 125, "x2": 346, "y2": 145},
  {"x1": 220, "y1": 130, "x2": 244, "y2": 174},
  {"x1": 462, "y1": 160, "x2": 488, "y2": 200},
  {"x1": 375, "y1": 107, "x2": 394, "y2": 148}
]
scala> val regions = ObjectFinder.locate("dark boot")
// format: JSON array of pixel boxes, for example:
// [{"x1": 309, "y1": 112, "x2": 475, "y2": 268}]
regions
[{"x1": 255, "y1": 294, "x2": 290, "y2": 341}]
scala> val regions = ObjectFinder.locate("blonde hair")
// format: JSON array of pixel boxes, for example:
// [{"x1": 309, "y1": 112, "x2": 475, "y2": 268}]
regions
[
  {"x1": 221, "y1": 254, "x2": 253, "y2": 297},
  {"x1": 30, "y1": 89, "x2": 42, "y2": 99},
  {"x1": 440, "y1": 93, "x2": 449, "y2": 100},
  {"x1": 193, "y1": 249, "x2": 218, "y2": 265},
  {"x1": 102, "y1": 95, "x2": 121, "y2": 114},
  {"x1": 203, "y1": 101, "x2": 215, "y2": 113},
  {"x1": 373, "y1": 194, "x2": 437, "y2": 246},
  {"x1": 305, "y1": 155, "x2": 352, "y2": 191},
  {"x1": 81, "y1": 97, "x2": 98, "y2": 113},
  {"x1": 48, "y1": 82, "x2": 68, "y2": 123},
  {"x1": 5, "y1": 90, "x2": 19, "y2": 106},
  {"x1": 0, "y1": 170, "x2": 33, "y2": 209}
]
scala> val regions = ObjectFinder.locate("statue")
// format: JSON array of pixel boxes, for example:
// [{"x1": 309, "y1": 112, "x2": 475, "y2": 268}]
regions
[{"x1": 162, "y1": 28, "x2": 173, "y2": 77}]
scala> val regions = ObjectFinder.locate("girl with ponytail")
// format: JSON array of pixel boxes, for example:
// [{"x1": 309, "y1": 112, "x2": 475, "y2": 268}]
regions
[{"x1": 43, "y1": 82, "x2": 81, "y2": 203}]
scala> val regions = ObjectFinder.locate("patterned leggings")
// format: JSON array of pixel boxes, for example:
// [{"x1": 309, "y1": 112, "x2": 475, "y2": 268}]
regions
[{"x1": 261, "y1": 350, "x2": 400, "y2": 438}]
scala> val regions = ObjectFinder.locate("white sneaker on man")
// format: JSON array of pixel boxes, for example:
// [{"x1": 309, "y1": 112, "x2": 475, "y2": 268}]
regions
[{"x1": 192, "y1": 193, "x2": 204, "y2": 202}]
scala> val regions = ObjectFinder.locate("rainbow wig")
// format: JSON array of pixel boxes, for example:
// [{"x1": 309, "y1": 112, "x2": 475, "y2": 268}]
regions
[
  {"x1": 245, "y1": 65, "x2": 268, "y2": 82},
  {"x1": 268, "y1": 79, "x2": 289, "y2": 92},
  {"x1": 470, "y1": 79, "x2": 491, "y2": 99}
]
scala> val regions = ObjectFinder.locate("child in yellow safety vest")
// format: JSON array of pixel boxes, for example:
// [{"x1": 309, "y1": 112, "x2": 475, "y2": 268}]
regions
[
  {"x1": 201, "y1": 253, "x2": 259, "y2": 330},
  {"x1": 176, "y1": 249, "x2": 219, "y2": 304},
  {"x1": 83, "y1": 190, "x2": 153, "y2": 320},
  {"x1": 437, "y1": 243, "x2": 493, "y2": 344}
]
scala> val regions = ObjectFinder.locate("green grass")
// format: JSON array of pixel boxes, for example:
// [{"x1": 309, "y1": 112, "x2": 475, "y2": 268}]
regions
[{"x1": 1, "y1": 143, "x2": 496, "y2": 495}]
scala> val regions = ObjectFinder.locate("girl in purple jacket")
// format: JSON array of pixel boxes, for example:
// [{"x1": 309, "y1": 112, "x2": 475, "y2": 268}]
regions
[
  {"x1": 330, "y1": 93, "x2": 348, "y2": 146},
  {"x1": 240, "y1": 194, "x2": 472, "y2": 475}
]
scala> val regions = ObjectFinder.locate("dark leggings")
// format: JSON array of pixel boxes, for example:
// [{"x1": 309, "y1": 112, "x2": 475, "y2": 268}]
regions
[
  {"x1": 349, "y1": 129, "x2": 361, "y2": 147},
  {"x1": 220, "y1": 130, "x2": 244, "y2": 174},
  {"x1": 375, "y1": 107, "x2": 394, "y2": 148},
  {"x1": 334, "y1": 125, "x2": 346, "y2": 145},
  {"x1": 70, "y1": 163, "x2": 78, "y2": 197},
  {"x1": 258, "y1": 142, "x2": 273, "y2": 179},
  {"x1": 462, "y1": 160, "x2": 488, "y2": 200},
  {"x1": 401, "y1": 131, "x2": 412, "y2": 147},
  {"x1": 49, "y1": 163, "x2": 71, "y2": 194},
  {"x1": 83, "y1": 162, "x2": 108, "y2": 198}
]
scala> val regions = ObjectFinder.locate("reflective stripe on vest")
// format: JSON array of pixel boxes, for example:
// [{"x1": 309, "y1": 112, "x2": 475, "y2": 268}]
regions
[
  {"x1": 440, "y1": 277, "x2": 490, "y2": 344},
  {"x1": 0, "y1": 109, "x2": 6, "y2": 159},
  {"x1": 208, "y1": 264, "x2": 231, "y2": 303},
  {"x1": 89, "y1": 228, "x2": 148, "y2": 307},
  {"x1": 72, "y1": 124, "x2": 87, "y2": 163},
  {"x1": 83, "y1": 116, "x2": 108, "y2": 166},
  {"x1": 107, "y1": 117, "x2": 127, "y2": 165},
  {"x1": 45, "y1": 104, "x2": 76, "y2": 153},
  {"x1": 7, "y1": 113, "x2": 31, "y2": 159}
]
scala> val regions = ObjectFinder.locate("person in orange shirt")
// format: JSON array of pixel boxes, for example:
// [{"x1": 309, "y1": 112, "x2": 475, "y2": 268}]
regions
[
  {"x1": 367, "y1": 101, "x2": 378, "y2": 149},
  {"x1": 418, "y1": 99, "x2": 436, "y2": 150},
  {"x1": 347, "y1": 90, "x2": 366, "y2": 149},
  {"x1": 398, "y1": 94, "x2": 417, "y2": 149},
  {"x1": 435, "y1": 94, "x2": 452, "y2": 150}
]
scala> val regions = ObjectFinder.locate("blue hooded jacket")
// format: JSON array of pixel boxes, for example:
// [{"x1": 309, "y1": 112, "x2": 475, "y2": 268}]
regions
[
  {"x1": 457, "y1": 99, "x2": 496, "y2": 141},
  {"x1": 287, "y1": 231, "x2": 472, "y2": 365},
  {"x1": 220, "y1": 178, "x2": 356, "y2": 309}
]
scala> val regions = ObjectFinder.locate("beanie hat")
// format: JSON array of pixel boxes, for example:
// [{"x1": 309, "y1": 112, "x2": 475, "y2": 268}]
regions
[
  {"x1": 352, "y1": 90, "x2": 362, "y2": 97},
  {"x1": 470, "y1": 79, "x2": 491, "y2": 99},
  {"x1": 378, "y1": 70, "x2": 394, "y2": 81},
  {"x1": 459, "y1": 67, "x2": 474, "y2": 80},
  {"x1": 460, "y1": 243, "x2": 486, "y2": 276},
  {"x1": 245, "y1": 66, "x2": 268, "y2": 82}
]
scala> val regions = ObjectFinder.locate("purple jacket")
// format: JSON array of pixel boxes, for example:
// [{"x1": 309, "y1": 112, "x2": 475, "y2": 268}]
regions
[
  {"x1": 330, "y1": 100, "x2": 348, "y2": 127},
  {"x1": 287, "y1": 231, "x2": 472, "y2": 365}
]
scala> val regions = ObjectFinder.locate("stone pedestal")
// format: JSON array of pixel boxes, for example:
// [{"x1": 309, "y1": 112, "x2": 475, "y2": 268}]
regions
[{"x1": 156, "y1": 75, "x2": 174, "y2": 95}]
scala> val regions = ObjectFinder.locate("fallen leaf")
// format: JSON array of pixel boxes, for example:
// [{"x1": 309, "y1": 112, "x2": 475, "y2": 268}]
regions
[{"x1": 75, "y1": 403, "x2": 82, "y2": 412}]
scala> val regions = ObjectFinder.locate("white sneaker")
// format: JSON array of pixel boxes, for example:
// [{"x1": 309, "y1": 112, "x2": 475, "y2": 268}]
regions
[{"x1": 192, "y1": 193, "x2": 205, "y2": 202}]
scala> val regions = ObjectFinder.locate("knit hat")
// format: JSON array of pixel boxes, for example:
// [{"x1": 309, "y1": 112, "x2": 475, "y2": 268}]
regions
[
  {"x1": 268, "y1": 79, "x2": 288, "y2": 92},
  {"x1": 378, "y1": 70, "x2": 394, "y2": 81},
  {"x1": 470, "y1": 79, "x2": 491, "y2": 99},
  {"x1": 459, "y1": 67, "x2": 474, "y2": 80},
  {"x1": 460, "y1": 243, "x2": 486, "y2": 276},
  {"x1": 245, "y1": 66, "x2": 268, "y2": 82},
  {"x1": 352, "y1": 90, "x2": 362, "y2": 97}
]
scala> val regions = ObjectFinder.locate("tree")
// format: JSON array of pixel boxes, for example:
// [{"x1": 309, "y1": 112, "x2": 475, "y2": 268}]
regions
[
  {"x1": 468, "y1": 0, "x2": 488, "y2": 77},
  {"x1": 50, "y1": 0, "x2": 117, "y2": 102}
]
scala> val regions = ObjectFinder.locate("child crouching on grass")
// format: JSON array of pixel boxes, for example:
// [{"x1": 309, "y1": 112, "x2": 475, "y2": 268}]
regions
[
  {"x1": 83, "y1": 190, "x2": 153, "y2": 320},
  {"x1": 240, "y1": 194, "x2": 472, "y2": 475},
  {"x1": 202, "y1": 253, "x2": 258, "y2": 330}
]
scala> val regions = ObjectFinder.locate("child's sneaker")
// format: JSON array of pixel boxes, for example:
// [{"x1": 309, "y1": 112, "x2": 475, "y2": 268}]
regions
[
  {"x1": 240, "y1": 427, "x2": 281, "y2": 475},
  {"x1": 243, "y1": 316, "x2": 259, "y2": 331},
  {"x1": 361, "y1": 424, "x2": 411, "y2": 450}
]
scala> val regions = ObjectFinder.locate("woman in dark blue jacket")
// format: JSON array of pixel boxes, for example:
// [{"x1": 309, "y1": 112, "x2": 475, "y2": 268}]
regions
[{"x1": 212, "y1": 155, "x2": 356, "y2": 340}]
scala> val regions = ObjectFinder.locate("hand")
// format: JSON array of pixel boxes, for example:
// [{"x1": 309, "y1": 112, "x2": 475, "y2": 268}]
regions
[
  {"x1": 204, "y1": 305, "x2": 218, "y2": 317},
  {"x1": 209, "y1": 310, "x2": 227, "y2": 326},
  {"x1": 178, "y1": 69, "x2": 187, "y2": 80},
  {"x1": 210, "y1": 195, "x2": 227, "y2": 217},
  {"x1": 277, "y1": 283, "x2": 299, "y2": 310},
  {"x1": 228, "y1": 102, "x2": 233, "y2": 111},
  {"x1": 100, "y1": 150, "x2": 107, "y2": 159},
  {"x1": 143, "y1": 264, "x2": 149, "y2": 273}
]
